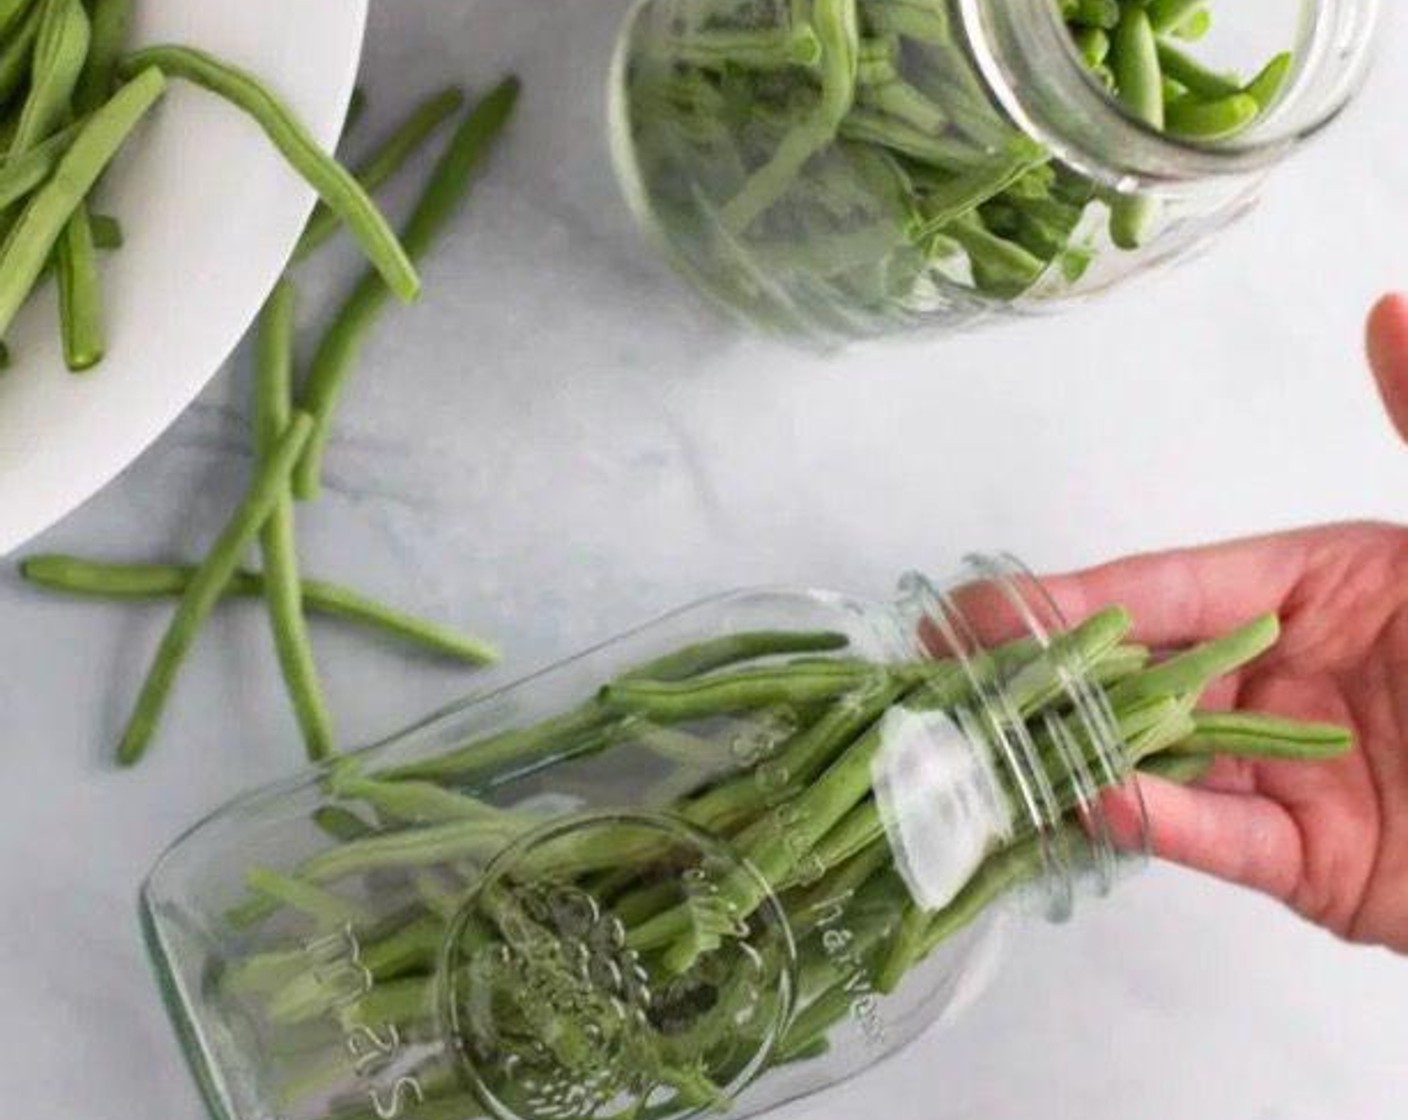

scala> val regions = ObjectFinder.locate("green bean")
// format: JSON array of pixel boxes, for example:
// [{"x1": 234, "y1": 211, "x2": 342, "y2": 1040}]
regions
[
  {"x1": 296, "y1": 819, "x2": 503, "y2": 884},
  {"x1": 55, "y1": 204, "x2": 103, "y2": 370},
  {"x1": 1147, "y1": 0, "x2": 1206, "y2": 35},
  {"x1": 19, "y1": 554, "x2": 499, "y2": 663},
  {"x1": 1173, "y1": 8, "x2": 1211, "y2": 41},
  {"x1": 0, "y1": 0, "x2": 35, "y2": 39},
  {"x1": 330, "y1": 766, "x2": 530, "y2": 830},
  {"x1": 601, "y1": 660, "x2": 884, "y2": 722},
  {"x1": 0, "y1": 119, "x2": 81, "y2": 212},
  {"x1": 1107, "y1": 6, "x2": 1163, "y2": 250},
  {"x1": 681, "y1": 678, "x2": 904, "y2": 831},
  {"x1": 72, "y1": 0, "x2": 130, "y2": 114},
  {"x1": 1108, "y1": 614, "x2": 1279, "y2": 707},
  {"x1": 1170, "y1": 711, "x2": 1354, "y2": 760},
  {"x1": 665, "y1": 25, "x2": 823, "y2": 71},
  {"x1": 1138, "y1": 751, "x2": 1213, "y2": 784},
  {"x1": 88, "y1": 212, "x2": 121, "y2": 249},
  {"x1": 9, "y1": 0, "x2": 90, "y2": 158},
  {"x1": 0, "y1": 1, "x2": 41, "y2": 107},
  {"x1": 311, "y1": 805, "x2": 377, "y2": 843},
  {"x1": 254, "y1": 280, "x2": 335, "y2": 762},
  {"x1": 118, "y1": 45, "x2": 419, "y2": 302},
  {"x1": 719, "y1": 0, "x2": 859, "y2": 234},
  {"x1": 0, "y1": 68, "x2": 165, "y2": 342},
  {"x1": 292, "y1": 77, "x2": 519, "y2": 499},
  {"x1": 1245, "y1": 51, "x2": 1293, "y2": 112},
  {"x1": 619, "y1": 629, "x2": 851, "y2": 683},
  {"x1": 1164, "y1": 92, "x2": 1260, "y2": 140},
  {"x1": 116, "y1": 410, "x2": 314, "y2": 766},
  {"x1": 1155, "y1": 40, "x2": 1240, "y2": 100},
  {"x1": 1073, "y1": 26, "x2": 1110, "y2": 68},
  {"x1": 244, "y1": 866, "x2": 370, "y2": 928},
  {"x1": 294, "y1": 86, "x2": 466, "y2": 262}
]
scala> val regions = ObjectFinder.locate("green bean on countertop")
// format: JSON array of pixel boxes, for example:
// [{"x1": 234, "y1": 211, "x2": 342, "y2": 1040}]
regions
[
  {"x1": 292, "y1": 76, "x2": 520, "y2": 499},
  {"x1": 295, "y1": 86, "x2": 467, "y2": 261},
  {"x1": 116, "y1": 411, "x2": 315, "y2": 767},
  {"x1": 253, "y1": 280, "x2": 335, "y2": 763},
  {"x1": 117, "y1": 45, "x2": 421, "y2": 303},
  {"x1": 18, "y1": 554, "x2": 500, "y2": 664}
]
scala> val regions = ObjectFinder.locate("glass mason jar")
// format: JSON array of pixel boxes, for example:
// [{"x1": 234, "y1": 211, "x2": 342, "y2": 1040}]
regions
[
  {"x1": 607, "y1": 0, "x2": 1380, "y2": 344},
  {"x1": 142, "y1": 556, "x2": 1156, "y2": 1120}
]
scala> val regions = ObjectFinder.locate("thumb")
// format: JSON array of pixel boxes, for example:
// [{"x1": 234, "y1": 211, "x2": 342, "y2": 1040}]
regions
[{"x1": 1366, "y1": 293, "x2": 1408, "y2": 443}]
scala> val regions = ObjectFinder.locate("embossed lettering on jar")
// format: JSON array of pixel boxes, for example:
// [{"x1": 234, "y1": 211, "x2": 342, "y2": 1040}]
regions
[{"x1": 141, "y1": 556, "x2": 1170, "y2": 1120}]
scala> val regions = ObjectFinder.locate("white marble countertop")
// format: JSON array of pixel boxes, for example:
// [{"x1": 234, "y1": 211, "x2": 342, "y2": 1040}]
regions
[{"x1": 3, "y1": 1, "x2": 1407, "y2": 1117}]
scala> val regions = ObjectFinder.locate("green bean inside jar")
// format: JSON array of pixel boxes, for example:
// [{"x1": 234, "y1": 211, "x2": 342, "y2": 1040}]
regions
[
  {"x1": 141, "y1": 556, "x2": 1353, "y2": 1120},
  {"x1": 607, "y1": 0, "x2": 1380, "y2": 343}
]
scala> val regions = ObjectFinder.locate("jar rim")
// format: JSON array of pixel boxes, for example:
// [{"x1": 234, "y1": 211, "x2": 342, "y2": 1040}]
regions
[
  {"x1": 891, "y1": 555, "x2": 1151, "y2": 922},
  {"x1": 962, "y1": 0, "x2": 1383, "y2": 185}
]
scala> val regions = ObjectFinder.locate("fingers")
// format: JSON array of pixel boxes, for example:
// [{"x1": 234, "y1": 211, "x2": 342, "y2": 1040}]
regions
[
  {"x1": 1367, "y1": 293, "x2": 1408, "y2": 443},
  {"x1": 1038, "y1": 532, "x2": 1315, "y2": 648},
  {"x1": 1132, "y1": 773, "x2": 1303, "y2": 903}
]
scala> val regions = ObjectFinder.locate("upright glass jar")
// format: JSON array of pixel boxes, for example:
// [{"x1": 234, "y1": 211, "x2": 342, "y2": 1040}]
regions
[
  {"x1": 142, "y1": 556, "x2": 1156, "y2": 1120},
  {"x1": 608, "y1": 0, "x2": 1380, "y2": 344}
]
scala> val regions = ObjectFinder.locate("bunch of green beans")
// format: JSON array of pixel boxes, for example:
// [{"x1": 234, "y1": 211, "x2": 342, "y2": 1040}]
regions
[
  {"x1": 621, "y1": 0, "x2": 1292, "y2": 337},
  {"x1": 20, "y1": 78, "x2": 521, "y2": 765},
  {"x1": 213, "y1": 612, "x2": 1350, "y2": 1120},
  {"x1": 0, "y1": 3, "x2": 420, "y2": 370}
]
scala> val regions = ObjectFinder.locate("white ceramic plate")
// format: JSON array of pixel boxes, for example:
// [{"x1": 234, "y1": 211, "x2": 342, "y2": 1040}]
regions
[{"x1": 0, "y1": 0, "x2": 369, "y2": 556}]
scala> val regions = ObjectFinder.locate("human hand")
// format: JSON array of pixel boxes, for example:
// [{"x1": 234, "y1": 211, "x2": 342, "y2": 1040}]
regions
[{"x1": 1039, "y1": 294, "x2": 1408, "y2": 953}]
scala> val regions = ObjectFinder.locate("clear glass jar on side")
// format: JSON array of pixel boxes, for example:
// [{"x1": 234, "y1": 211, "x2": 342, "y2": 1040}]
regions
[
  {"x1": 141, "y1": 555, "x2": 1152, "y2": 1120},
  {"x1": 608, "y1": 0, "x2": 1380, "y2": 344}
]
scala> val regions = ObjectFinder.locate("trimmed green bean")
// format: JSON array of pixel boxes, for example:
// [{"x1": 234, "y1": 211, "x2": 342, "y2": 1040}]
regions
[
  {"x1": 601, "y1": 660, "x2": 884, "y2": 722},
  {"x1": 1107, "y1": 6, "x2": 1163, "y2": 250},
  {"x1": 19, "y1": 554, "x2": 499, "y2": 664},
  {"x1": 0, "y1": 0, "x2": 36, "y2": 39},
  {"x1": 1138, "y1": 751, "x2": 1214, "y2": 784},
  {"x1": 329, "y1": 766, "x2": 529, "y2": 830},
  {"x1": 72, "y1": 0, "x2": 130, "y2": 114},
  {"x1": 1108, "y1": 614, "x2": 1279, "y2": 706},
  {"x1": 620, "y1": 629, "x2": 851, "y2": 683},
  {"x1": 295, "y1": 86, "x2": 466, "y2": 261},
  {"x1": 254, "y1": 280, "x2": 335, "y2": 762},
  {"x1": 0, "y1": 68, "x2": 165, "y2": 341},
  {"x1": 297, "y1": 819, "x2": 504, "y2": 884},
  {"x1": 1245, "y1": 52, "x2": 1293, "y2": 112},
  {"x1": 89, "y1": 212, "x2": 122, "y2": 249},
  {"x1": 1147, "y1": 0, "x2": 1206, "y2": 35},
  {"x1": 118, "y1": 45, "x2": 420, "y2": 302},
  {"x1": 9, "y1": 0, "x2": 90, "y2": 158},
  {"x1": 55, "y1": 203, "x2": 104, "y2": 371},
  {"x1": 1155, "y1": 39, "x2": 1240, "y2": 100},
  {"x1": 292, "y1": 76, "x2": 520, "y2": 498},
  {"x1": 0, "y1": 2, "x2": 43, "y2": 107},
  {"x1": 311, "y1": 805, "x2": 377, "y2": 843},
  {"x1": 719, "y1": 0, "x2": 859, "y2": 234},
  {"x1": 116, "y1": 410, "x2": 314, "y2": 766},
  {"x1": 1171, "y1": 711, "x2": 1354, "y2": 760},
  {"x1": 244, "y1": 866, "x2": 370, "y2": 928},
  {"x1": 0, "y1": 120, "x2": 81, "y2": 211},
  {"x1": 1164, "y1": 92, "x2": 1260, "y2": 140}
]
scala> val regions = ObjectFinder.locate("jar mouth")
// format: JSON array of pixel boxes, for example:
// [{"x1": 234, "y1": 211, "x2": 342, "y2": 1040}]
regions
[
  {"x1": 891, "y1": 556, "x2": 1150, "y2": 922},
  {"x1": 962, "y1": 0, "x2": 1382, "y2": 185}
]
